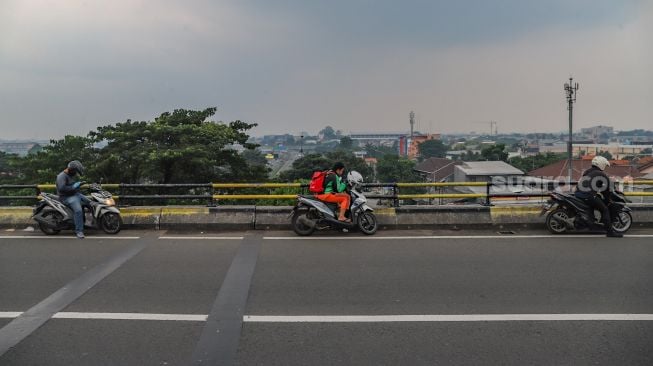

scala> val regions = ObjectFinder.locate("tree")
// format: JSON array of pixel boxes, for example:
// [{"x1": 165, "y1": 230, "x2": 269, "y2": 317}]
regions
[
  {"x1": 279, "y1": 153, "x2": 330, "y2": 182},
  {"x1": 376, "y1": 154, "x2": 422, "y2": 183},
  {"x1": 597, "y1": 150, "x2": 613, "y2": 160},
  {"x1": 509, "y1": 153, "x2": 567, "y2": 174},
  {"x1": 319, "y1": 126, "x2": 336, "y2": 140},
  {"x1": 642, "y1": 148, "x2": 652, "y2": 155},
  {"x1": 241, "y1": 149, "x2": 269, "y2": 167},
  {"x1": 90, "y1": 108, "x2": 265, "y2": 183},
  {"x1": 338, "y1": 136, "x2": 354, "y2": 151},
  {"x1": 17, "y1": 135, "x2": 98, "y2": 184},
  {"x1": 364, "y1": 143, "x2": 398, "y2": 159},
  {"x1": 325, "y1": 150, "x2": 372, "y2": 181},
  {"x1": 418, "y1": 139, "x2": 448, "y2": 159},
  {"x1": 481, "y1": 143, "x2": 508, "y2": 161}
]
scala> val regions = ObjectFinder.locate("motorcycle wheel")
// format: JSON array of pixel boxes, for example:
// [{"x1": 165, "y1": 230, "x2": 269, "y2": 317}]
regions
[
  {"x1": 100, "y1": 212, "x2": 122, "y2": 234},
  {"x1": 546, "y1": 208, "x2": 570, "y2": 234},
  {"x1": 611, "y1": 211, "x2": 632, "y2": 233},
  {"x1": 357, "y1": 211, "x2": 378, "y2": 235},
  {"x1": 38, "y1": 210, "x2": 62, "y2": 235},
  {"x1": 292, "y1": 211, "x2": 316, "y2": 236}
]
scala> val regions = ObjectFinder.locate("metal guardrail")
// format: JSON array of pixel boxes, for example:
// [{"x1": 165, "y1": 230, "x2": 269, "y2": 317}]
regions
[{"x1": 1, "y1": 180, "x2": 652, "y2": 207}]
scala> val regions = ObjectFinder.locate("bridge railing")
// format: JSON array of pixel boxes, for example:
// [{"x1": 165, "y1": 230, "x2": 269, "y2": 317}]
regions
[{"x1": 1, "y1": 180, "x2": 652, "y2": 207}]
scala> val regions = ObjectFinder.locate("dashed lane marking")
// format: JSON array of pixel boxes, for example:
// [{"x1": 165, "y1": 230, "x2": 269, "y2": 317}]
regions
[
  {"x1": 158, "y1": 236, "x2": 244, "y2": 240},
  {"x1": 0, "y1": 236, "x2": 141, "y2": 240},
  {"x1": 263, "y1": 235, "x2": 653, "y2": 240}
]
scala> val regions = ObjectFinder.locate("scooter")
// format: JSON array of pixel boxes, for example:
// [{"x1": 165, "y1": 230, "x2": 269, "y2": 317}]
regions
[
  {"x1": 541, "y1": 190, "x2": 632, "y2": 234},
  {"x1": 291, "y1": 171, "x2": 378, "y2": 236},
  {"x1": 32, "y1": 183, "x2": 122, "y2": 235}
]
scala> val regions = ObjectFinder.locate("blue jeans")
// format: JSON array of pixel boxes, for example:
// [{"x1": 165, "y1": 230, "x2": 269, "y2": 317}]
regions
[{"x1": 63, "y1": 193, "x2": 90, "y2": 233}]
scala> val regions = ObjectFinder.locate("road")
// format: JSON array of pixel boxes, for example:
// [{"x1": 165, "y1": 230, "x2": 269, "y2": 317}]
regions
[{"x1": 1, "y1": 229, "x2": 652, "y2": 365}]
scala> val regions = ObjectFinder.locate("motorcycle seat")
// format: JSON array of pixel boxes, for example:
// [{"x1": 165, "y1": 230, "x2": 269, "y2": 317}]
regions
[
  {"x1": 299, "y1": 195, "x2": 340, "y2": 212},
  {"x1": 562, "y1": 193, "x2": 591, "y2": 210}
]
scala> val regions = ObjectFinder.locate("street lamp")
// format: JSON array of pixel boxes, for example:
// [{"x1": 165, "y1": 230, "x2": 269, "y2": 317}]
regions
[
  {"x1": 564, "y1": 77, "x2": 579, "y2": 183},
  {"x1": 300, "y1": 135, "x2": 304, "y2": 155}
]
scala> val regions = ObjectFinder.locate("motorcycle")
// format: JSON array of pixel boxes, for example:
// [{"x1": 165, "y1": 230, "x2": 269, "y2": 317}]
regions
[
  {"x1": 291, "y1": 171, "x2": 378, "y2": 236},
  {"x1": 541, "y1": 190, "x2": 632, "y2": 234},
  {"x1": 32, "y1": 183, "x2": 122, "y2": 235}
]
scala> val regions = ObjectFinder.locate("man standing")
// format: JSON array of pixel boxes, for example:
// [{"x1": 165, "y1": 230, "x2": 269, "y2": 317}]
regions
[{"x1": 56, "y1": 160, "x2": 89, "y2": 239}]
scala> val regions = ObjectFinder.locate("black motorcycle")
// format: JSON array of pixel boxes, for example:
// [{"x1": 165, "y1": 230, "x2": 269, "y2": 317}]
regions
[
  {"x1": 32, "y1": 183, "x2": 122, "y2": 235},
  {"x1": 541, "y1": 190, "x2": 632, "y2": 234}
]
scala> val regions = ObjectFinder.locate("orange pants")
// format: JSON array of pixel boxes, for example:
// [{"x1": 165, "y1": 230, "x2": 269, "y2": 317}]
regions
[{"x1": 315, "y1": 193, "x2": 350, "y2": 219}]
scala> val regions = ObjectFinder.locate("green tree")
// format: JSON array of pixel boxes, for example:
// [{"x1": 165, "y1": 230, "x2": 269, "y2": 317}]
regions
[
  {"x1": 481, "y1": 143, "x2": 508, "y2": 161},
  {"x1": 90, "y1": 108, "x2": 265, "y2": 183},
  {"x1": 597, "y1": 150, "x2": 613, "y2": 160},
  {"x1": 325, "y1": 150, "x2": 372, "y2": 181},
  {"x1": 509, "y1": 153, "x2": 567, "y2": 174},
  {"x1": 376, "y1": 155, "x2": 422, "y2": 183},
  {"x1": 17, "y1": 135, "x2": 98, "y2": 184},
  {"x1": 241, "y1": 149, "x2": 269, "y2": 167},
  {"x1": 418, "y1": 139, "x2": 448, "y2": 159},
  {"x1": 319, "y1": 126, "x2": 337, "y2": 140},
  {"x1": 279, "y1": 153, "x2": 330, "y2": 182},
  {"x1": 338, "y1": 136, "x2": 354, "y2": 151}
]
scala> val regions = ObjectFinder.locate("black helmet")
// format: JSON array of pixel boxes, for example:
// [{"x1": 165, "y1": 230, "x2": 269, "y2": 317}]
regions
[
  {"x1": 67, "y1": 160, "x2": 85, "y2": 176},
  {"x1": 332, "y1": 162, "x2": 345, "y2": 171}
]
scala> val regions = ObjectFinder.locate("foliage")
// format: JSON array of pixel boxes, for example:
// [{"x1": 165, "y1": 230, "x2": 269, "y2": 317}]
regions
[
  {"x1": 3, "y1": 108, "x2": 268, "y2": 185},
  {"x1": 319, "y1": 126, "x2": 337, "y2": 140},
  {"x1": 376, "y1": 155, "x2": 422, "y2": 183},
  {"x1": 597, "y1": 150, "x2": 613, "y2": 160},
  {"x1": 418, "y1": 139, "x2": 448, "y2": 159},
  {"x1": 339, "y1": 136, "x2": 354, "y2": 150},
  {"x1": 89, "y1": 108, "x2": 265, "y2": 183},
  {"x1": 279, "y1": 151, "x2": 373, "y2": 182},
  {"x1": 480, "y1": 143, "x2": 508, "y2": 161},
  {"x1": 509, "y1": 153, "x2": 567, "y2": 173},
  {"x1": 364, "y1": 143, "x2": 398, "y2": 159}
]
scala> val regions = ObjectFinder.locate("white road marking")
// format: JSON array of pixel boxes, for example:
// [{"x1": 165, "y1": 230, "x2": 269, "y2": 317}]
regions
[
  {"x1": 3, "y1": 311, "x2": 652, "y2": 322},
  {"x1": 158, "y1": 236, "x2": 244, "y2": 240},
  {"x1": 52, "y1": 312, "x2": 207, "y2": 321},
  {"x1": 0, "y1": 236, "x2": 140, "y2": 240},
  {"x1": 262, "y1": 235, "x2": 648, "y2": 240},
  {"x1": 243, "y1": 314, "x2": 653, "y2": 322}
]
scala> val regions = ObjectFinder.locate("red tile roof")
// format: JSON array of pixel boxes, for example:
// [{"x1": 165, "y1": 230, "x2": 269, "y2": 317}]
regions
[{"x1": 527, "y1": 159, "x2": 644, "y2": 181}]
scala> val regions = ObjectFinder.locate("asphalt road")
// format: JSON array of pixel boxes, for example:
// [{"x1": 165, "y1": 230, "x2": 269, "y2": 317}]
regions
[{"x1": 0, "y1": 229, "x2": 652, "y2": 365}]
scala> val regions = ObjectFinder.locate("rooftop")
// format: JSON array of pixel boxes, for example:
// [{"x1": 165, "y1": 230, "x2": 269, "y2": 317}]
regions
[{"x1": 457, "y1": 161, "x2": 524, "y2": 176}]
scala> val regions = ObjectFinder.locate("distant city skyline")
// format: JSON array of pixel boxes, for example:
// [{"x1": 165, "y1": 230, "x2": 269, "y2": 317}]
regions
[{"x1": 1, "y1": 0, "x2": 651, "y2": 140}]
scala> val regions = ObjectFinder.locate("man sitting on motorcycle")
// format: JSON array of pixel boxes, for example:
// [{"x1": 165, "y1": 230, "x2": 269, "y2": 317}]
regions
[
  {"x1": 315, "y1": 162, "x2": 351, "y2": 222},
  {"x1": 56, "y1": 160, "x2": 89, "y2": 239},
  {"x1": 574, "y1": 156, "x2": 622, "y2": 238}
]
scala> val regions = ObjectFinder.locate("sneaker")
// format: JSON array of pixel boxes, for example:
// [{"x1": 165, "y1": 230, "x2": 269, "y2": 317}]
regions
[
  {"x1": 606, "y1": 231, "x2": 623, "y2": 238},
  {"x1": 75, "y1": 232, "x2": 85, "y2": 239}
]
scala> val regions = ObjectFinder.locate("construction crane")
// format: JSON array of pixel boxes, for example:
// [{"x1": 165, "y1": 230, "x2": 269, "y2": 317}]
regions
[{"x1": 472, "y1": 121, "x2": 498, "y2": 136}]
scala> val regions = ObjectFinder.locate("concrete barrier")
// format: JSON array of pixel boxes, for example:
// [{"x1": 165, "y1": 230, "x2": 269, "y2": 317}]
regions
[{"x1": 1, "y1": 204, "x2": 652, "y2": 231}]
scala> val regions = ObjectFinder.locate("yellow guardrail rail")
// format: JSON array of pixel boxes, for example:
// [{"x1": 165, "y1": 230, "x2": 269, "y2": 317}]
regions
[
  {"x1": 213, "y1": 194, "x2": 298, "y2": 200},
  {"x1": 396, "y1": 182, "x2": 489, "y2": 187},
  {"x1": 212, "y1": 183, "x2": 302, "y2": 188}
]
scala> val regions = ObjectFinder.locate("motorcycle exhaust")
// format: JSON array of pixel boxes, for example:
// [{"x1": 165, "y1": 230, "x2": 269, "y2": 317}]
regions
[
  {"x1": 298, "y1": 215, "x2": 317, "y2": 229},
  {"x1": 32, "y1": 215, "x2": 58, "y2": 229}
]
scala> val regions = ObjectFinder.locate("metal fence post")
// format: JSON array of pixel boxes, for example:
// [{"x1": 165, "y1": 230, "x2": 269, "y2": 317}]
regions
[
  {"x1": 485, "y1": 182, "x2": 491, "y2": 206},
  {"x1": 393, "y1": 184, "x2": 399, "y2": 207}
]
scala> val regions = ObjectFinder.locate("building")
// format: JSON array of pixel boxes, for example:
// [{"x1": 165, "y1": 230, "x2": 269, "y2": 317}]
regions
[
  {"x1": 580, "y1": 125, "x2": 614, "y2": 141},
  {"x1": 399, "y1": 134, "x2": 441, "y2": 159},
  {"x1": 527, "y1": 159, "x2": 644, "y2": 181},
  {"x1": 572, "y1": 144, "x2": 652, "y2": 160},
  {"x1": 349, "y1": 133, "x2": 404, "y2": 147},
  {"x1": 414, "y1": 158, "x2": 462, "y2": 182},
  {"x1": 453, "y1": 161, "x2": 524, "y2": 183}
]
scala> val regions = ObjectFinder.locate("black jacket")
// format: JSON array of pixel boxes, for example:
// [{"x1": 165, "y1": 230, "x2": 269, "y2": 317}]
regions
[{"x1": 575, "y1": 166, "x2": 611, "y2": 199}]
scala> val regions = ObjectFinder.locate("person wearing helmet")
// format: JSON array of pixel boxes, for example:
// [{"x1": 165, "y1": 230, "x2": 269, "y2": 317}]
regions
[
  {"x1": 575, "y1": 156, "x2": 621, "y2": 237},
  {"x1": 56, "y1": 160, "x2": 89, "y2": 239},
  {"x1": 316, "y1": 162, "x2": 351, "y2": 222}
]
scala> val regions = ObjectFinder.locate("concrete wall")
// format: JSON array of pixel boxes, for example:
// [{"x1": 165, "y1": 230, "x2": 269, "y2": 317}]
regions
[{"x1": 2, "y1": 204, "x2": 652, "y2": 231}]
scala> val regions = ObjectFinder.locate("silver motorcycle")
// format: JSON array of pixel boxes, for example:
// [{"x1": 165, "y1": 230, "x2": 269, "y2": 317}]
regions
[
  {"x1": 291, "y1": 171, "x2": 378, "y2": 236},
  {"x1": 32, "y1": 183, "x2": 122, "y2": 235}
]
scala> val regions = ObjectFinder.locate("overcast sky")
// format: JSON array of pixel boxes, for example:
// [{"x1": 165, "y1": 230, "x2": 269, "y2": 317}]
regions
[{"x1": 1, "y1": 0, "x2": 651, "y2": 140}]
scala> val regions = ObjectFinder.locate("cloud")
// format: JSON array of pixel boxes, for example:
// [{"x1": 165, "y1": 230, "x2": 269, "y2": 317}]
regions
[{"x1": 0, "y1": 0, "x2": 650, "y2": 139}]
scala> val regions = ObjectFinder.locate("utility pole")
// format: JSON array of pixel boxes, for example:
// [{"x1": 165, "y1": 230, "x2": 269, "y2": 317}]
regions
[
  {"x1": 564, "y1": 77, "x2": 579, "y2": 183},
  {"x1": 409, "y1": 111, "x2": 415, "y2": 139}
]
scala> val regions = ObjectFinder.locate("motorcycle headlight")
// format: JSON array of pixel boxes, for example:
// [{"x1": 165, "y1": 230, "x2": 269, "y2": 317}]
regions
[{"x1": 104, "y1": 198, "x2": 115, "y2": 206}]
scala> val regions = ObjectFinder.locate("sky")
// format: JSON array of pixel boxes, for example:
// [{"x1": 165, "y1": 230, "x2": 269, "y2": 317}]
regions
[{"x1": 0, "y1": 0, "x2": 651, "y2": 140}]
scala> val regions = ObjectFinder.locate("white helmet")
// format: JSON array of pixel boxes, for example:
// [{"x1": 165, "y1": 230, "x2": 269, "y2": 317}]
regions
[
  {"x1": 346, "y1": 171, "x2": 364, "y2": 185},
  {"x1": 591, "y1": 155, "x2": 610, "y2": 171}
]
